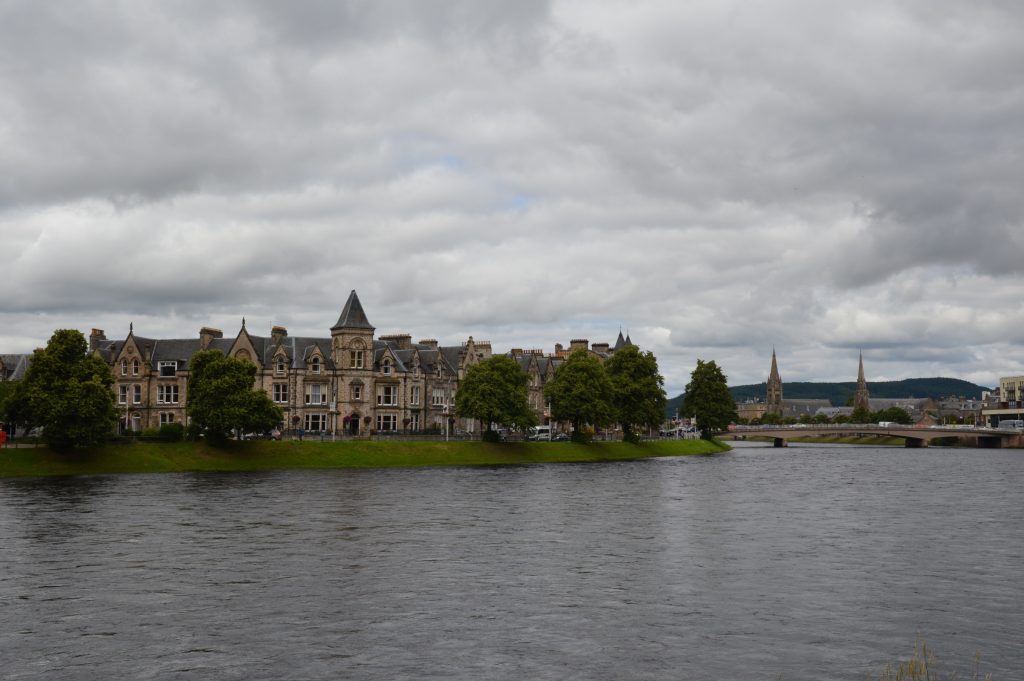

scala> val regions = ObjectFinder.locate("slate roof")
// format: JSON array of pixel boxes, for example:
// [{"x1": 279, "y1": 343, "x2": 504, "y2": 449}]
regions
[
  {"x1": 0, "y1": 354, "x2": 30, "y2": 381},
  {"x1": 332, "y1": 290, "x2": 374, "y2": 331}
]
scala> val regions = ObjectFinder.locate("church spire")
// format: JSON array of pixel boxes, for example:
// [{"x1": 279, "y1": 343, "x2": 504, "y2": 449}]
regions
[
  {"x1": 766, "y1": 347, "x2": 783, "y2": 415},
  {"x1": 853, "y1": 351, "x2": 871, "y2": 412}
]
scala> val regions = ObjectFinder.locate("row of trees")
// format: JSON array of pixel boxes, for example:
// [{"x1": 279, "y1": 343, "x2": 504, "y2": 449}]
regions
[
  {"x1": 1, "y1": 330, "x2": 282, "y2": 450},
  {"x1": 746, "y1": 405, "x2": 913, "y2": 426},
  {"x1": 455, "y1": 345, "x2": 668, "y2": 443}
]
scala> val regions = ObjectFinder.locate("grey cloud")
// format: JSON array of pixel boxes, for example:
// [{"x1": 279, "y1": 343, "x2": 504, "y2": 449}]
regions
[{"x1": 3, "y1": 1, "x2": 1024, "y2": 394}]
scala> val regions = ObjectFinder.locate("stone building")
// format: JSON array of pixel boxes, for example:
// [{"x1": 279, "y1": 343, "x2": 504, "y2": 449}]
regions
[
  {"x1": 765, "y1": 348, "x2": 783, "y2": 416},
  {"x1": 88, "y1": 290, "x2": 629, "y2": 435},
  {"x1": 853, "y1": 352, "x2": 871, "y2": 412}
]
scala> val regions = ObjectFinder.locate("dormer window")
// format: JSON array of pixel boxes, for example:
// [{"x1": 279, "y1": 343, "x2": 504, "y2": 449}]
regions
[
  {"x1": 311, "y1": 357, "x2": 321, "y2": 374},
  {"x1": 158, "y1": 361, "x2": 177, "y2": 377},
  {"x1": 382, "y1": 358, "x2": 392, "y2": 376},
  {"x1": 131, "y1": 358, "x2": 139, "y2": 376},
  {"x1": 276, "y1": 358, "x2": 286, "y2": 375}
]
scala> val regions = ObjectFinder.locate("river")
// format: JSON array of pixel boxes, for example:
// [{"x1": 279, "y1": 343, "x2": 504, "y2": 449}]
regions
[{"x1": 1, "y1": 443, "x2": 1022, "y2": 680}]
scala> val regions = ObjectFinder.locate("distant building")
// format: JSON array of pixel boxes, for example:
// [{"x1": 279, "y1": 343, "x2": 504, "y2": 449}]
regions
[
  {"x1": 765, "y1": 348, "x2": 783, "y2": 416},
  {"x1": 853, "y1": 353, "x2": 871, "y2": 412},
  {"x1": 980, "y1": 375, "x2": 1024, "y2": 426}
]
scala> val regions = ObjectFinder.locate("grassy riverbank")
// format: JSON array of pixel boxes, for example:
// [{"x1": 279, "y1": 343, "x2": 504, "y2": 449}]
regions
[{"x1": 0, "y1": 438, "x2": 727, "y2": 478}]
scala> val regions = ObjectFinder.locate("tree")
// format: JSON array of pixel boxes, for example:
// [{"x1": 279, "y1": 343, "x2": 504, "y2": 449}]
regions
[
  {"x1": 186, "y1": 350, "x2": 283, "y2": 443},
  {"x1": 5, "y1": 329, "x2": 118, "y2": 450},
  {"x1": 873, "y1": 406, "x2": 912, "y2": 425},
  {"x1": 605, "y1": 345, "x2": 667, "y2": 443},
  {"x1": 680, "y1": 359, "x2": 737, "y2": 439},
  {"x1": 454, "y1": 355, "x2": 536, "y2": 440},
  {"x1": 544, "y1": 349, "x2": 615, "y2": 442},
  {"x1": 850, "y1": 406, "x2": 872, "y2": 424}
]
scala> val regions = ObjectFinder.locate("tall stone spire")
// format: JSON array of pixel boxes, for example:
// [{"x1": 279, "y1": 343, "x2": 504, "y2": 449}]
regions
[
  {"x1": 766, "y1": 347, "x2": 783, "y2": 415},
  {"x1": 853, "y1": 352, "x2": 871, "y2": 412}
]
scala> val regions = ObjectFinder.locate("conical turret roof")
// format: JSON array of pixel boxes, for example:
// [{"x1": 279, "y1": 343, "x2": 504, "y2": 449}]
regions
[
  {"x1": 614, "y1": 330, "x2": 626, "y2": 351},
  {"x1": 332, "y1": 290, "x2": 374, "y2": 331}
]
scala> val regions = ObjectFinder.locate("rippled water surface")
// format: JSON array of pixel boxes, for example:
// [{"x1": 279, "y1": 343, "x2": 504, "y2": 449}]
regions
[{"x1": 2, "y1": 444, "x2": 1022, "y2": 680}]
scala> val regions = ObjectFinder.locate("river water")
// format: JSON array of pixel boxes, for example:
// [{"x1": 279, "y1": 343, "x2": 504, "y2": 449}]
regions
[{"x1": 1, "y1": 443, "x2": 1022, "y2": 680}]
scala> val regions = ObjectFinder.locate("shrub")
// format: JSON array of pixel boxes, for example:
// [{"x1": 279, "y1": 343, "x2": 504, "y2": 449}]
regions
[{"x1": 158, "y1": 423, "x2": 184, "y2": 442}]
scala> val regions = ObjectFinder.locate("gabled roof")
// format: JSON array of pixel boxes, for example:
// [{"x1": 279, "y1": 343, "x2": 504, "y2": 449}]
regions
[
  {"x1": 0, "y1": 353, "x2": 31, "y2": 381},
  {"x1": 332, "y1": 290, "x2": 374, "y2": 331}
]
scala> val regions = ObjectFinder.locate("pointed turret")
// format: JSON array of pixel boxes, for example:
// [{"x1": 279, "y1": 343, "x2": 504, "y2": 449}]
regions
[
  {"x1": 853, "y1": 352, "x2": 871, "y2": 412},
  {"x1": 766, "y1": 347, "x2": 783, "y2": 415},
  {"x1": 331, "y1": 290, "x2": 375, "y2": 370},
  {"x1": 614, "y1": 330, "x2": 626, "y2": 351},
  {"x1": 332, "y1": 290, "x2": 374, "y2": 331}
]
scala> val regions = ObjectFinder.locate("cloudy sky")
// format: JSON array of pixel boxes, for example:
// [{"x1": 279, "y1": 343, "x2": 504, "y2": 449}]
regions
[{"x1": 2, "y1": 1, "x2": 1023, "y2": 395}]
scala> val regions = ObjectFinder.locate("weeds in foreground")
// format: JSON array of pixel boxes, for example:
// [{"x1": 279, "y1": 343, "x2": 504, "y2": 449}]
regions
[{"x1": 866, "y1": 640, "x2": 992, "y2": 681}]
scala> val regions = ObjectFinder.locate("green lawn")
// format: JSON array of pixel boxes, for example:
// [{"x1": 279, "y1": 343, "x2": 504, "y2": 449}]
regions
[{"x1": 0, "y1": 438, "x2": 728, "y2": 478}]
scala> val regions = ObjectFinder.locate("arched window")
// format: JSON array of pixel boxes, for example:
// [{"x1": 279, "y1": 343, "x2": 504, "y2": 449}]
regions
[
  {"x1": 120, "y1": 359, "x2": 127, "y2": 376},
  {"x1": 131, "y1": 358, "x2": 139, "y2": 376}
]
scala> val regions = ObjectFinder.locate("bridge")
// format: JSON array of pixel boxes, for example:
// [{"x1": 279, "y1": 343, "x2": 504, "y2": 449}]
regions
[{"x1": 727, "y1": 424, "x2": 1024, "y2": 448}]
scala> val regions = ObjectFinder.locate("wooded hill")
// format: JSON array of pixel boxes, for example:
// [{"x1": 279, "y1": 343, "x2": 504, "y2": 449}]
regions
[{"x1": 666, "y1": 377, "x2": 991, "y2": 418}]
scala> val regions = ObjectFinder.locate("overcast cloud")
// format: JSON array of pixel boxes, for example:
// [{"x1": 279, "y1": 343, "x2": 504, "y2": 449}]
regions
[{"x1": 2, "y1": 0, "x2": 1023, "y2": 394}]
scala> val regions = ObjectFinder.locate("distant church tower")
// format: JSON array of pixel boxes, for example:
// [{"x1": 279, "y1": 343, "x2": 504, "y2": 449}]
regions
[
  {"x1": 853, "y1": 352, "x2": 871, "y2": 412},
  {"x1": 766, "y1": 348, "x2": 783, "y2": 416}
]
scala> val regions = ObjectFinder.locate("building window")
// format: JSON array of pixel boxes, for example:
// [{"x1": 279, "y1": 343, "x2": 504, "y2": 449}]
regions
[
  {"x1": 305, "y1": 413, "x2": 326, "y2": 432},
  {"x1": 133, "y1": 385, "x2": 142, "y2": 404},
  {"x1": 350, "y1": 350, "x2": 364, "y2": 369},
  {"x1": 376, "y1": 413, "x2": 397, "y2": 431},
  {"x1": 382, "y1": 358, "x2": 392, "y2": 376},
  {"x1": 158, "y1": 361, "x2": 177, "y2": 377},
  {"x1": 410, "y1": 386, "x2": 420, "y2": 406},
  {"x1": 160, "y1": 413, "x2": 175, "y2": 425},
  {"x1": 305, "y1": 384, "x2": 326, "y2": 405},
  {"x1": 377, "y1": 385, "x2": 397, "y2": 406},
  {"x1": 157, "y1": 385, "x2": 179, "y2": 404},
  {"x1": 119, "y1": 385, "x2": 128, "y2": 404},
  {"x1": 275, "y1": 358, "x2": 286, "y2": 375},
  {"x1": 311, "y1": 357, "x2": 321, "y2": 374},
  {"x1": 432, "y1": 388, "x2": 445, "y2": 406},
  {"x1": 132, "y1": 359, "x2": 139, "y2": 376},
  {"x1": 351, "y1": 383, "x2": 362, "y2": 401},
  {"x1": 410, "y1": 413, "x2": 420, "y2": 431},
  {"x1": 120, "y1": 359, "x2": 127, "y2": 376},
  {"x1": 273, "y1": 383, "x2": 288, "y2": 403}
]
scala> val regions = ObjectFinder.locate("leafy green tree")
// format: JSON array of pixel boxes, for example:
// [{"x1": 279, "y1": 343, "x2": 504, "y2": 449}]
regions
[
  {"x1": 680, "y1": 359, "x2": 737, "y2": 439},
  {"x1": 605, "y1": 345, "x2": 667, "y2": 443},
  {"x1": 454, "y1": 355, "x2": 536, "y2": 440},
  {"x1": 6, "y1": 329, "x2": 118, "y2": 450},
  {"x1": 873, "y1": 406, "x2": 912, "y2": 425},
  {"x1": 186, "y1": 350, "x2": 283, "y2": 443},
  {"x1": 850, "y1": 406, "x2": 872, "y2": 424},
  {"x1": 761, "y1": 411, "x2": 782, "y2": 425},
  {"x1": 544, "y1": 349, "x2": 614, "y2": 442}
]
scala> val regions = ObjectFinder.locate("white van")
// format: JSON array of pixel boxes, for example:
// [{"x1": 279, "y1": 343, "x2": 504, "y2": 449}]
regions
[{"x1": 528, "y1": 425, "x2": 551, "y2": 441}]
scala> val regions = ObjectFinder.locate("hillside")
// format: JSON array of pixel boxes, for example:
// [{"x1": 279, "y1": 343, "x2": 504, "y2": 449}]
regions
[{"x1": 666, "y1": 377, "x2": 992, "y2": 418}]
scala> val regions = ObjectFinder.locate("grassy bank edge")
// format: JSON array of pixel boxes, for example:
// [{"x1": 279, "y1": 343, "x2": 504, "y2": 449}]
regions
[{"x1": 0, "y1": 438, "x2": 729, "y2": 478}]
